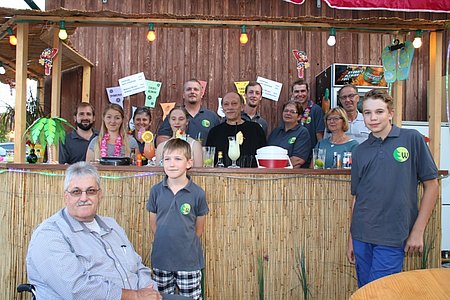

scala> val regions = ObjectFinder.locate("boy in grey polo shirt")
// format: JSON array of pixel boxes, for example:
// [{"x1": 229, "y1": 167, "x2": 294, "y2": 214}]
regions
[
  {"x1": 147, "y1": 138, "x2": 208, "y2": 299},
  {"x1": 347, "y1": 89, "x2": 438, "y2": 287}
]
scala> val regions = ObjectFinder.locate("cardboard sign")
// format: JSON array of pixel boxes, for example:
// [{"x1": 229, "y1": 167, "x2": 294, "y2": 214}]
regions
[
  {"x1": 106, "y1": 86, "x2": 124, "y2": 108},
  {"x1": 256, "y1": 76, "x2": 283, "y2": 102},
  {"x1": 199, "y1": 80, "x2": 207, "y2": 98},
  {"x1": 145, "y1": 80, "x2": 162, "y2": 108},
  {"x1": 234, "y1": 81, "x2": 249, "y2": 97},
  {"x1": 119, "y1": 72, "x2": 146, "y2": 97},
  {"x1": 217, "y1": 97, "x2": 225, "y2": 118},
  {"x1": 160, "y1": 102, "x2": 176, "y2": 120}
]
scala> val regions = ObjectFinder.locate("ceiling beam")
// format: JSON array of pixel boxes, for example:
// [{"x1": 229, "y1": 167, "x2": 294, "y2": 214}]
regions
[{"x1": 11, "y1": 14, "x2": 447, "y2": 33}]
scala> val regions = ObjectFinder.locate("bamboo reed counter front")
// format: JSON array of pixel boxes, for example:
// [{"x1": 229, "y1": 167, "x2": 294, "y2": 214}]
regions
[{"x1": 0, "y1": 164, "x2": 445, "y2": 299}]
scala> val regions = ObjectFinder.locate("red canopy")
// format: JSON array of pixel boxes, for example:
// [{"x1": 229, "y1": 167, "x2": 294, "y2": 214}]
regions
[
  {"x1": 284, "y1": 0, "x2": 305, "y2": 4},
  {"x1": 285, "y1": 0, "x2": 450, "y2": 13}
]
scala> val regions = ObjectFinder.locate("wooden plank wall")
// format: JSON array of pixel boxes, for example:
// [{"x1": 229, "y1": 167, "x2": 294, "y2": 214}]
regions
[{"x1": 46, "y1": 0, "x2": 450, "y2": 133}]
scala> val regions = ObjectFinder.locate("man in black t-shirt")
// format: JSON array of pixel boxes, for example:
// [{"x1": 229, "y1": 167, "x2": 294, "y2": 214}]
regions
[{"x1": 206, "y1": 92, "x2": 266, "y2": 167}]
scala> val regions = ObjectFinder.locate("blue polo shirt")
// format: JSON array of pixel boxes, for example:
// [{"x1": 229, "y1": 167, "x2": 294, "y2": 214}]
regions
[
  {"x1": 147, "y1": 177, "x2": 209, "y2": 271},
  {"x1": 301, "y1": 102, "x2": 325, "y2": 148},
  {"x1": 351, "y1": 125, "x2": 438, "y2": 247},
  {"x1": 157, "y1": 107, "x2": 220, "y2": 144},
  {"x1": 59, "y1": 130, "x2": 98, "y2": 164},
  {"x1": 268, "y1": 123, "x2": 311, "y2": 163}
]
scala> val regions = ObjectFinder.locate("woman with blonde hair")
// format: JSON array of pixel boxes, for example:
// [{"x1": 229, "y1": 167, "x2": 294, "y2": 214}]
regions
[
  {"x1": 155, "y1": 105, "x2": 202, "y2": 167},
  {"x1": 86, "y1": 104, "x2": 139, "y2": 162},
  {"x1": 312, "y1": 106, "x2": 359, "y2": 168}
]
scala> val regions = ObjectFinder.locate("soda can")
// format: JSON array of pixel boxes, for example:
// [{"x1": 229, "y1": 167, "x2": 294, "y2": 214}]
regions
[{"x1": 343, "y1": 152, "x2": 352, "y2": 169}]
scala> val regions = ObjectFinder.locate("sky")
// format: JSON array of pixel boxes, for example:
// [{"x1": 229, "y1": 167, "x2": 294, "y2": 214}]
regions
[
  {"x1": 0, "y1": 0, "x2": 45, "y2": 10},
  {"x1": 0, "y1": 0, "x2": 45, "y2": 112}
]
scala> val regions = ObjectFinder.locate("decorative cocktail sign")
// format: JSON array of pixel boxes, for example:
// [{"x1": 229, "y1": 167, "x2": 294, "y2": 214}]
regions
[
  {"x1": 145, "y1": 80, "x2": 162, "y2": 108},
  {"x1": 256, "y1": 76, "x2": 282, "y2": 101},
  {"x1": 292, "y1": 50, "x2": 310, "y2": 79},
  {"x1": 106, "y1": 86, "x2": 124, "y2": 108},
  {"x1": 118, "y1": 72, "x2": 146, "y2": 97},
  {"x1": 39, "y1": 48, "x2": 58, "y2": 76}
]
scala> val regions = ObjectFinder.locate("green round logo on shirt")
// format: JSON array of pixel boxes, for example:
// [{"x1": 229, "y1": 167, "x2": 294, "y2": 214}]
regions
[
  {"x1": 180, "y1": 203, "x2": 191, "y2": 215},
  {"x1": 393, "y1": 147, "x2": 409, "y2": 162},
  {"x1": 202, "y1": 120, "x2": 211, "y2": 128},
  {"x1": 288, "y1": 137, "x2": 297, "y2": 144},
  {"x1": 306, "y1": 117, "x2": 311, "y2": 124}
]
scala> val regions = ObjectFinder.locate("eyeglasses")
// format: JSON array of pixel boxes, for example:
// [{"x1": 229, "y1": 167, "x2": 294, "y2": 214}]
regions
[
  {"x1": 326, "y1": 117, "x2": 343, "y2": 122},
  {"x1": 66, "y1": 188, "x2": 101, "y2": 197},
  {"x1": 339, "y1": 93, "x2": 358, "y2": 101},
  {"x1": 283, "y1": 109, "x2": 298, "y2": 114}
]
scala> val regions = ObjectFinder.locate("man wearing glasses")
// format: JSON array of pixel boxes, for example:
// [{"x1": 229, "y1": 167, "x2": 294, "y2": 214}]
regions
[
  {"x1": 26, "y1": 162, "x2": 161, "y2": 300},
  {"x1": 337, "y1": 84, "x2": 370, "y2": 143}
]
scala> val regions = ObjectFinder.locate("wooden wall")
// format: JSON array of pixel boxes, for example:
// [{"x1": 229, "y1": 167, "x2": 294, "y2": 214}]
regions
[{"x1": 45, "y1": 0, "x2": 450, "y2": 133}]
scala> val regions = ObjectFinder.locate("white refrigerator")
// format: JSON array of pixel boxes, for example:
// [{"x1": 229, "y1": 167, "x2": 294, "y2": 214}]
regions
[{"x1": 402, "y1": 121, "x2": 450, "y2": 252}]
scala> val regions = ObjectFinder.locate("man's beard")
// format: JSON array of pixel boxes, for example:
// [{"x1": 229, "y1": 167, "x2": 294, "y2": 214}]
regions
[
  {"x1": 247, "y1": 101, "x2": 258, "y2": 108},
  {"x1": 77, "y1": 121, "x2": 94, "y2": 131}
]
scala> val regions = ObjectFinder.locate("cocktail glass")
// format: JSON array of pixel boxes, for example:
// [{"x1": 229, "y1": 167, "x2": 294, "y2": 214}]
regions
[
  {"x1": 313, "y1": 148, "x2": 326, "y2": 169},
  {"x1": 228, "y1": 136, "x2": 240, "y2": 168},
  {"x1": 202, "y1": 146, "x2": 215, "y2": 167}
]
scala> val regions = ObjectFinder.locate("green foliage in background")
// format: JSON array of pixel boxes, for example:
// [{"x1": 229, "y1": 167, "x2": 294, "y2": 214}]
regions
[{"x1": 0, "y1": 87, "x2": 44, "y2": 141}]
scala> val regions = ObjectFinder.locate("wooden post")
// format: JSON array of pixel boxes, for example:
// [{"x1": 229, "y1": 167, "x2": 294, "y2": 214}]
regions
[
  {"x1": 38, "y1": 78, "x2": 45, "y2": 109},
  {"x1": 392, "y1": 81, "x2": 404, "y2": 127},
  {"x1": 392, "y1": 35, "x2": 405, "y2": 127},
  {"x1": 13, "y1": 23, "x2": 29, "y2": 163},
  {"x1": 428, "y1": 31, "x2": 443, "y2": 166},
  {"x1": 50, "y1": 28, "x2": 62, "y2": 162},
  {"x1": 51, "y1": 29, "x2": 62, "y2": 116},
  {"x1": 82, "y1": 65, "x2": 91, "y2": 102}
]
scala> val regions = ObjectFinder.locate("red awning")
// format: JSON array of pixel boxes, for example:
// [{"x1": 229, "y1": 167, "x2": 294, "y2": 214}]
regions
[
  {"x1": 324, "y1": 0, "x2": 450, "y2": 12},
  {"x1": 284, "y1": 0, "x2": 305, "y2": 4},
  {"x1": 285, "y1": 0, "x2": 450, "y2": 13}
]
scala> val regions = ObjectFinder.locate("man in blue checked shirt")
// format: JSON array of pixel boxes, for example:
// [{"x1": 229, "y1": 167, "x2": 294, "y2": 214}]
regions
[{"x1": 26, "y1": 162, "x2": 162, "y2": 300}]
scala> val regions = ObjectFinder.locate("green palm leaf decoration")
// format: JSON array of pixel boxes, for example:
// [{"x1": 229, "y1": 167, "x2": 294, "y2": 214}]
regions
[{"x1": 24, "y1": 116, "x2": 74, "y2": 150}]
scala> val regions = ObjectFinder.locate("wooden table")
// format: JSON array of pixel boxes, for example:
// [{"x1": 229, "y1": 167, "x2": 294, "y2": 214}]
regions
[{"x1": 350, "y1": 268, "x2": 450, "y2": 300}]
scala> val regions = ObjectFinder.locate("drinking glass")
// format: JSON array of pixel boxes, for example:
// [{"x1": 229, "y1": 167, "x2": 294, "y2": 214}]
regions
[
  {"x1": 202, "y1": 146, "x2": 216, "y2": 167},
  {"x1": 227, "y1": 136, "x2": 240, "y2": 168},
  {"x1": 313, "y1": 148, "x2": 326, "y2": 169}
]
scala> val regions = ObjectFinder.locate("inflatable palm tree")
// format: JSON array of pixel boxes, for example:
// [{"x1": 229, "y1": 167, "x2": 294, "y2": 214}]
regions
[{"x1": 25, "y1": 116, "x2": 74, "y2": 163}]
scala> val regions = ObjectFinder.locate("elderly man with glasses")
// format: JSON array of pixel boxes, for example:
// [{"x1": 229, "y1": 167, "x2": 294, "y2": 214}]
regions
[
  {"x1": 26, "y1": 162, "x2": 161, "y2": 300},
  {"x1": 336, "y1": 84, "x2": 370, "y2": 143}
]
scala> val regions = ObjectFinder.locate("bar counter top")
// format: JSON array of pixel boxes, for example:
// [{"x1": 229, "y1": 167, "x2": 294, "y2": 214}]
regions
[{"x1": 0, "y1": 162, "x2": 354, "y2": 174}]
